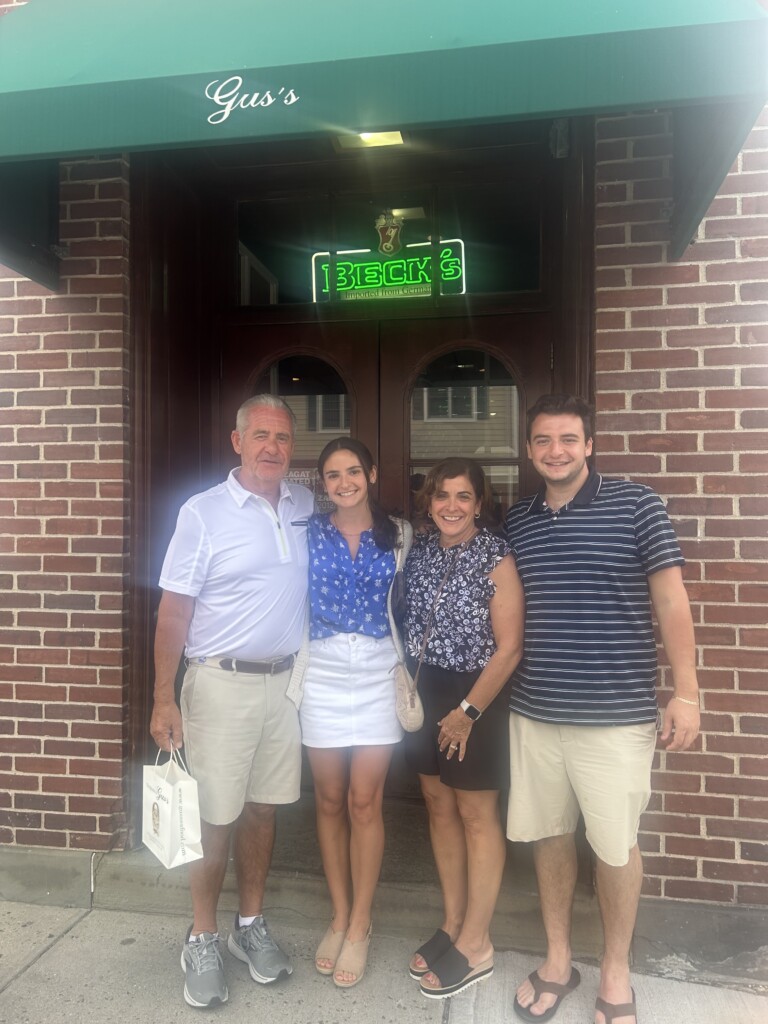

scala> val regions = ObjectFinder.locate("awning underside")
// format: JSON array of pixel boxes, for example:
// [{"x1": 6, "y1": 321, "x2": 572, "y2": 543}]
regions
[
  {"x1": 0, "y1": 0, "x2": 766, "y2": 281},
  {"x1": 0, "y1": 0, "x2": 766, "y2": 158}
]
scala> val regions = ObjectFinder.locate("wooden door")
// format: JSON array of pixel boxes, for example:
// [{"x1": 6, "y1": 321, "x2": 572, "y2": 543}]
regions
[{"x1": 379, "y1": 313, "x2": 554, "y2": 513}]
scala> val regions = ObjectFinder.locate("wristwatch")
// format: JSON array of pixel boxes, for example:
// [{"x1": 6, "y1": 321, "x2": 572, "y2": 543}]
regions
[{"x1": 460, "y1": 699, "x2": 482, "y2": 721}]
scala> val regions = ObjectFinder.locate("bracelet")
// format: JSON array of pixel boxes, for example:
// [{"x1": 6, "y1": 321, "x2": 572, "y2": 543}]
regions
[{"x1": 672, "y1": 695, "x2": 699, "y2": 707}]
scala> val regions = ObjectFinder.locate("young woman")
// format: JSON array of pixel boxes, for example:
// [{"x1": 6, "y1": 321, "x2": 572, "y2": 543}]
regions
[
  {"x1": 288, "y1": 438, "x2": 411, "y2": 988},
  {"x1": 404, "y1": 457, "x2": 524, "y2": 999}
]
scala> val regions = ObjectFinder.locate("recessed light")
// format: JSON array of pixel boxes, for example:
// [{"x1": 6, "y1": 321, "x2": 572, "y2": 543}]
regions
[
  {"x1": 391, "y1": 207, "x2": 425, "y2": 220},
  {"x1": 335, "y1": 131, "x2": 404, "y2": 150}
]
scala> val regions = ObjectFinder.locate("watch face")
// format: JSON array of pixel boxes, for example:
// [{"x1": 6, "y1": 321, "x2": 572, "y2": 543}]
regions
[{"x1": 462, "y1": 700, "x2": 481, "y2": 721}]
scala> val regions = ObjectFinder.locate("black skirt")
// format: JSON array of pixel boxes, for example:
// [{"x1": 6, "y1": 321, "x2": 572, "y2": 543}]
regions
[{"x1": 403, "y1": 661, "x2": 510, "y2": 791}]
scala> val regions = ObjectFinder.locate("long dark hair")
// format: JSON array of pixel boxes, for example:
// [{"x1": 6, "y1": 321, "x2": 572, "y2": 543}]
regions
[
  {"x1": 413, "y1": 457, "x2": 500, "y2": 532},
  {"x1": 317, "y1": 438, "x2": 398, "y2": 552}
]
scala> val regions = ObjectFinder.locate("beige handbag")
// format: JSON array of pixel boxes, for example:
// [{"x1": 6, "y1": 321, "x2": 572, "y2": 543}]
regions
[{"x1": 393, "y1": 538, "x2": 457, "y2": 733}]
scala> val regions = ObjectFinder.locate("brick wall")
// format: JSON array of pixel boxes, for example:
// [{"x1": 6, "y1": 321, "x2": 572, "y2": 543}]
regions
[
  {"x1": 0, "y1": 157, "x2": 131, "y2": 851},
  {"x1": 594, "y1": 108, "x2": 768, "y2": 906}
]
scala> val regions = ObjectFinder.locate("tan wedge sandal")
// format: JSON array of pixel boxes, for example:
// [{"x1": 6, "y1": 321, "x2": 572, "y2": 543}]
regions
[
  {"x1": 333, "y1": 925, "x2": 372, "y2": 988},
  {"x1": 315, "y1": 923, "x2": 346, "y2": 975}
]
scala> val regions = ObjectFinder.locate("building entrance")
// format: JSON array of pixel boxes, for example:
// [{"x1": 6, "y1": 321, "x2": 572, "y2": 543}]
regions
[
  {"x1": 220, "y1": 312, "x2": 552, "y2": 795},
  {"x1": 129, "y1": 121, "x2": 590, "y2": 824},
  {"x1": 220, "y1": 313, "x2": 553, "y2": 515}
]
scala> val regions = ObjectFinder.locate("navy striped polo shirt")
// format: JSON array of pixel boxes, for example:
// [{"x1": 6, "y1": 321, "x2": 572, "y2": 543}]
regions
[{"x1": 504, "y1": 470, "x2": 684, "y2": 725}]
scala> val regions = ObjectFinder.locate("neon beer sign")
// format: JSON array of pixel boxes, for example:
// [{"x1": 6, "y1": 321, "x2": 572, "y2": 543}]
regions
[{"x1": 312, "y1": 240, "x2": 465, "y2": 301}]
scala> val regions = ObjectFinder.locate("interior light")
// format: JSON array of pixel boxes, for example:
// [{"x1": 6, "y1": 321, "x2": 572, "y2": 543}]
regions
[
  {"x1": 291, "y1": 377, "x2": 300, "y2": 382},
  {"x1": 335, "y1": 131, "x2": 404, "y2": 150},
  {"x1": 391, "y1": 207, "x2": 426, "y2": 220}
]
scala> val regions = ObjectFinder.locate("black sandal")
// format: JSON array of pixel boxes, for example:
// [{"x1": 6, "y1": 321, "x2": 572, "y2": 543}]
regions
[
  {"x1": 513, "y1": 967, "x2": 581, "y2": 1022},
  {"x1": 419, "y1": 944, "x2": 494, "y2": 999},
  {"x1": 595, "y1": 988, "x2": 637, "y2": 1023},
  {"x1": 408, "y1": 928, "x2": 452, "y2": 980}
]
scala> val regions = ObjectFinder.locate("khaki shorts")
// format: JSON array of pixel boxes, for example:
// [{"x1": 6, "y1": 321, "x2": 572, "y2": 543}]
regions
[
  {"x1": 180, "y1": 661, "x2": 301, "y2": 826},
  {"x1": 506, "y1": 713, "x2": 656, "y2": 867}
]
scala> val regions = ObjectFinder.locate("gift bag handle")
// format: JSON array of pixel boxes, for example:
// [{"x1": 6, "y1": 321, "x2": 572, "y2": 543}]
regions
[{"x1": 154, "y1": 743, "x2": 190, "y2": 779}]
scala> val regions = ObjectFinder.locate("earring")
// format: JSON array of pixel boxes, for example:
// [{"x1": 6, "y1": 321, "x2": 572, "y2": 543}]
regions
[
  {"x1": 474, "y1": 512, "x2": 480, "y2": 519},
  {"x1": 428, "y1": 512, "x2": 433, "y2": 519}
]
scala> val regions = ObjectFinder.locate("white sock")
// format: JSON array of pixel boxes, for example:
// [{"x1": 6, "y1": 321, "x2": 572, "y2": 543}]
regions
[
  {"x1": 189, "y1": 931, "x2": 218, "y2": 942},
  {"x1": 237, "y1": 914, "x2": 260, "y2": 928}
]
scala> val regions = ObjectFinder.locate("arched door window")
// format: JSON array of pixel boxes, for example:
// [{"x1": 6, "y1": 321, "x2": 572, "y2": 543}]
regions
[
  {"x1": 254, "y1": 355, "x2": 350, "y2": 503},
  {"x1": 409, "y1": 349, "x2": 521, "y2": 512}
]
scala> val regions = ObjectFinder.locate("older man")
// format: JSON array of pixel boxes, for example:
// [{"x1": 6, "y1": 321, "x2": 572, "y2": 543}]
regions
[
  {"x1": 150, "y1": 394, "x2": 313, "y2": 1009},
  {"x1": 505, "y1": 393, "x2": 700, "y2": 1024}
]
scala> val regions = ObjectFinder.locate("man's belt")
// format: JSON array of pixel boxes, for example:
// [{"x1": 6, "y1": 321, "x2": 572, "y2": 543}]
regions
[{"x1": 200, "y1": 655, "x2": 295, "y2": 675}]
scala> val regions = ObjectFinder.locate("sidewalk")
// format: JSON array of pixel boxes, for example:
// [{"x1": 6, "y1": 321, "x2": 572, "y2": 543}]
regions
[
  {"x1": 1, "y1": 794, "x2": 766, "y2": 1022},
  {"x1": 1, "y1": 896, "x2": 766, "y2": 1024}
]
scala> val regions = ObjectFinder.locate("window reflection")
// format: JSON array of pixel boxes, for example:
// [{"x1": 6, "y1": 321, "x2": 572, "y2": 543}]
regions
[
  {"x1": 254, "y1": 357, "x2": 350, "y2": 479},
  {"x1": 410, "y1": 349, "x2": 520, "y2": 510}
]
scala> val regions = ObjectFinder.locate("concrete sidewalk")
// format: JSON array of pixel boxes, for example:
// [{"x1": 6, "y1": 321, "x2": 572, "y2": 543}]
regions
[{"x1": 1, "y1": 896, "x2": 766, "y2": 1024}]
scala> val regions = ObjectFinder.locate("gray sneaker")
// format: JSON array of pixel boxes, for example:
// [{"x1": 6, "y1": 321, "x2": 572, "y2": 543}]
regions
[
  {"x1": 180, "y1": 928, "x2": 229, "y2": 1008},
  {"x1": 227, "y1": 914, "x2": 293, "y2": 984}
]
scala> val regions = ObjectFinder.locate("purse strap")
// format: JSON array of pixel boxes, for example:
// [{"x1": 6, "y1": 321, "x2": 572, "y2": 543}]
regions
[{"x1": 394, "y1": 518, "x2": 405, "y2": 572}]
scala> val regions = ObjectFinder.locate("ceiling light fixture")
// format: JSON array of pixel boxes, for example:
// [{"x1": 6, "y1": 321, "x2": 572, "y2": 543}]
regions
[{"x1": 335, "y1": 130, "x2": 404, "y2": 150}]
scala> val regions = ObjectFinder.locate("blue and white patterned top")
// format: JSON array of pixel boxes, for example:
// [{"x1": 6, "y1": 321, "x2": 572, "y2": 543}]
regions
[
  {"x1": 308, "y1": 514, "x2": 396, "y2": 640},
  {"x1": 405, "y1": 529, "x2": 509, "y2": 671}
]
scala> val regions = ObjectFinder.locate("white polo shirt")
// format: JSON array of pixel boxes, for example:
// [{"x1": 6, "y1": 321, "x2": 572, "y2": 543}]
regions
[{"x1": 159, "y1": 469, "x2": 313, "y2": 661}]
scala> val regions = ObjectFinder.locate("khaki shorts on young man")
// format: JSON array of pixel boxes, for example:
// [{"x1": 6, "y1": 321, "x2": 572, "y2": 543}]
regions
[
  {"x1": 506, "y1": 713, "x2": 657, "y2": 867},
  {"x1": 180, "y1": 661, "x2": 301, "y2": 825}
]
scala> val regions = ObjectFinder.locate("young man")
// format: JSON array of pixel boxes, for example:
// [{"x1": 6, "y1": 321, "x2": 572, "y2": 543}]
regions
[
  {"x1": 505, "y1": 394, "x2": 700, "y2": 1024},
  {"x1": 150, "y1": 394, "x2": 313, "y2": 1009}
]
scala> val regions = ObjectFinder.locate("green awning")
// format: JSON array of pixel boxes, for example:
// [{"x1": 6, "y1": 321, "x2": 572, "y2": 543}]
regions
[
  {"x1": 0, "y1": 0, "x2": 766, "y2": 280},
  {"x1": 0, "y1": 0, "x2": 766, "y2": 159}
]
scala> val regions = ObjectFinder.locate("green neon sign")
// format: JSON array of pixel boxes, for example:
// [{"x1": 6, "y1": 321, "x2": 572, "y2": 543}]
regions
[{"x1": 312, "y1": 240, "x2": 465, "y2": 301}]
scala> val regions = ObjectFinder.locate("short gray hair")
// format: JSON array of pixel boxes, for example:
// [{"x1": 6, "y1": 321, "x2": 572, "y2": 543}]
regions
[{"x1": 236, "y1": 394, "x2": 297, "y2": 435}]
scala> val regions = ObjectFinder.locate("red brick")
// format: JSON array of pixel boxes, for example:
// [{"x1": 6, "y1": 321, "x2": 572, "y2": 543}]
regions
[
  {"x1": 631, "y1": 349, "x2": 698, "y2": 369},
  {"x1": 596, "y1": 330, "x2": 662, "y2": 350},
  {"x1": 706, "y1": 776, "x2": 767, "y2": 797},
  {"x1": 668, "y1": 454, "x2": 733, "y2": 472},
  {"x1": 704, "y1": 861, "x2": 768, "y2": 884},
  {"x1": 742, "y1": 843, "x2": 768, "y2": 863},
  {"x1": 738, "y1": 797, "x2": 768, "y2": 820},
  {"x1": 14, "y1": 794, "x2": 66, "y2": 812},
  {"x1": 665, "y1": 836, "x2": 735, "y2": 859},
  {"x1": 643, "y1": 855, "x2": 697, "y2": 878},
  {"x1": 665, "y1": 793, "x2": 733, "y2": 816},
  {"x1": 664, "y1": 879, "x2": 734, "y2": 901},
  {"x1": 595, "y1": 245, "x2": 665, "y2": 267},
  {"x1": 643, "y1": 811, "x2": 704, "y2": 835},
  {"x1": 666, "y1": 285, "x2": 736, "y2": 305},
  {"x1": 14, "y1": 830, "x2": 67, "y2": 848},
  {"x1": 68, "y1": 759, "x2": 124, "y2": 778},
  {"x1": 17, "y1": 721, "x2": 68, "y2": 738},
  {"x1": 42, "y1": 776, "x2": 95, "y2": 795},
  {"x1": 737, "y1": 886, "x2": 768, "y2": 906},
  {"x1": 706, "y1": 304, "x2": 768, "y2": 325},
  {"x1": 631, "y1": 308, "x2": 698, "y2": 328}
]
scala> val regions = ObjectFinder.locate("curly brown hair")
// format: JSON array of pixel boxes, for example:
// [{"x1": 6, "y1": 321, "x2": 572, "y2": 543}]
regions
[{"x1": 413, "y1": 457, "x2": 500, "y2": 531}]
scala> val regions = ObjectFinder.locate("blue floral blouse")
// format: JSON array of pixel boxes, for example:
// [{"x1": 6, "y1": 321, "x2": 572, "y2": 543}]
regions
[
  {"x1": 308, "y1": 514, "x2": 396, "y2": 640},
  {"x1": 405, "y1": 529, "x2": 509, "y2": 671}
]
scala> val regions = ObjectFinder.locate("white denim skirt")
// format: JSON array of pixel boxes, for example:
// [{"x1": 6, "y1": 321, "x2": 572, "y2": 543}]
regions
[{"x1": 299, "y1": 632, "x2": 403, "y2": 748}]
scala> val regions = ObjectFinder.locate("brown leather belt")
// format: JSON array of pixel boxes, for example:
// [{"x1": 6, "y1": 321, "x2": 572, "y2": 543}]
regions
[{"x1": 201, "y1": 655, "x2": 295, "y2": 675}]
